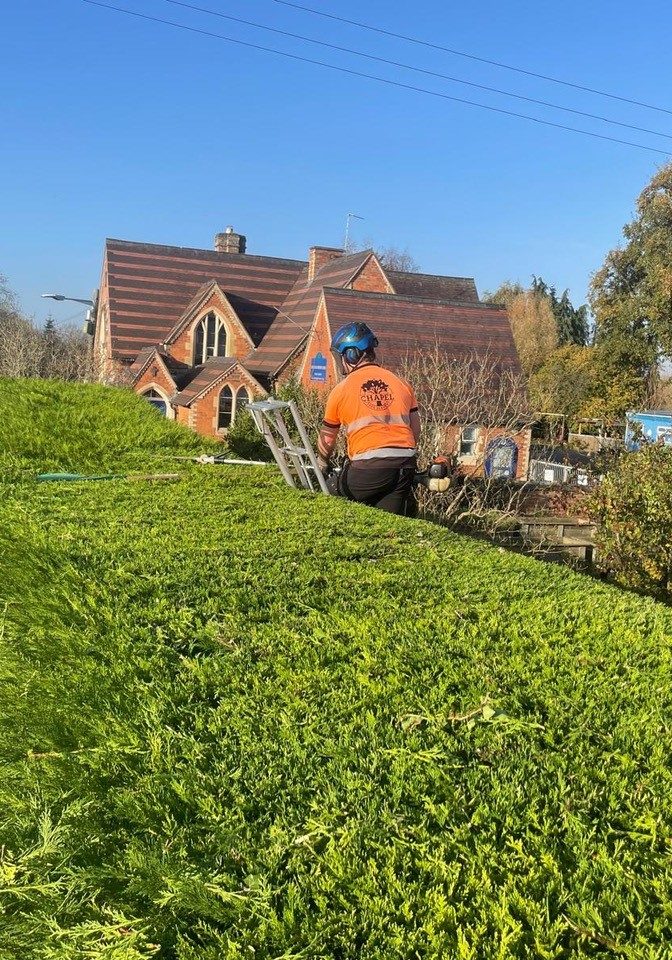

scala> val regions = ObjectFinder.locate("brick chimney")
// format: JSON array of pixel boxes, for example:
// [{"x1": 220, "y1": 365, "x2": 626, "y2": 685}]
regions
[
  {"x1": 308, "y1": 246, "x2": 344, "y2": 282},
  {"x1": 215, "y1": 226, "x2": 246, "y2": 254}
]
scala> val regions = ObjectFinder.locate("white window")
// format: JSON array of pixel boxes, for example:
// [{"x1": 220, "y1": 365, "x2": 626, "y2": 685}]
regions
[
  {"x1": 217, "y1": 386, "x2": 234, "y2": 429},
  {"x1": 217, "y1": 385, "x2": 253, "y2": 431},
  {"x1": 194, "y1": 312, "x2": 228, "y2": 365},
  {"x1": 142, "y1": 388, "x2": 168, "y2": 417},
  {"x1": 236, "y1": 387, "x2": 250, "y2": 415},
  {"x1": 459, "y1": 425, "x2": 479, "y2": 457}
]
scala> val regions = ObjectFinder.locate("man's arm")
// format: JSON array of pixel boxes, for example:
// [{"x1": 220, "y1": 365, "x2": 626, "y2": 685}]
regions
[
  {"x1": 317, "y1": 386, "x2": 341, "y2": 471},
  {"x1": 317, "y1": 422, "x2": 340, "y2": 470}
]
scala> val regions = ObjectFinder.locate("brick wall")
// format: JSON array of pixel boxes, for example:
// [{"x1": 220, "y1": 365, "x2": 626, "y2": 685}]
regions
[
  {"x1": 183, "y1": 372, "x2": 265, "y2": 439},
  {"x1": 134, "y1": 359, "x2": 176, "y2": 405},
  {"x1": 350, "y1": 256, "x2": 393, "y2": 294},
  {"x1": 443, "y1": 424, "x2": 531, "y2": 480},
  {"x1": 298, "y1": 300, "x2": 338, "y2": 393},
  {"x1": 308, "y1": 246, "x2": 343, "y2": 282}
]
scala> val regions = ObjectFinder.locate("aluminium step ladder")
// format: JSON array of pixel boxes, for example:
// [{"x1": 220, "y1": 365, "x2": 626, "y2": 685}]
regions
[{"x1": 247, "y1": 399, "x2": 330, "y2": 495}]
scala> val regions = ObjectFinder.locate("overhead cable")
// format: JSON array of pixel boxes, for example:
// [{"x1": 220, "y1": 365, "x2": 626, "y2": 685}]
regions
[
  {"x1": 81, "y1": 1, "x2": 671, "y2": 157},
  {"x1": 156, "y1": 0, "x2": 672, "y2": 141},
  {"x1": 270, "y1": 0, "x2": 672, "y2": 117}
]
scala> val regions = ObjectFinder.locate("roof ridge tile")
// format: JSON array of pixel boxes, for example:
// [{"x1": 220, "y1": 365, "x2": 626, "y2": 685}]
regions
[{"x1": 321, "y1": 286, "x2": 504, "y2": 310}]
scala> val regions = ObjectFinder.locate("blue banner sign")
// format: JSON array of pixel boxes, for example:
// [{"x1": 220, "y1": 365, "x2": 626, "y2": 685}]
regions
[{"x1": 309, "y1": 352, "x2": 328, "y2": 382}]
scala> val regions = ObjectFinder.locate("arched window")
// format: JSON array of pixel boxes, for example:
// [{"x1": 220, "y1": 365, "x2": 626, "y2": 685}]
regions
[
  {"x1": 142, "y1": 388, "x2": 167, "y2": 417},
  {"x1": 217, "y1": 385, "x2": 234, "y2": 429},
  {"x1": 194, "y1": 312, "x2": 228, "y2": 365},
  {"x1": 236, "y1": 387, "x2": 250, "y2": 416}
]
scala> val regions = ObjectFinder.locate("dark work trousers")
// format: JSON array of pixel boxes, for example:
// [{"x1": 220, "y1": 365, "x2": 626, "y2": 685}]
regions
[{"x1": 340, "y1": 456, "x2": 417, "y2": 516}]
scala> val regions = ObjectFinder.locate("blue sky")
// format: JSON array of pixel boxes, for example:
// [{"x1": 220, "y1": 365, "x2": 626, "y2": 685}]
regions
[{"x1": 2, "y1": 0, "x2": 671, "y2": 328}]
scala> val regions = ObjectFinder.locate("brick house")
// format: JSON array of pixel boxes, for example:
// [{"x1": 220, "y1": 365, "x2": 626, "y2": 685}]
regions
[{"x1": 91, "y1": 228, "x2": 529, "y2": 478}]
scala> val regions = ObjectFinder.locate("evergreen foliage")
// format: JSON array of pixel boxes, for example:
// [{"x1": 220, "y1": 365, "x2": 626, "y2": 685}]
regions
[
  {"x1": 531, "y1": 278, "x2": 589, "y2": 347},
  {"x1": 1, "y1": 383, "x2": 672, "y2": 957},
  {"x1": 0, "y1": 378, "x2": 215, "y2": 481}
]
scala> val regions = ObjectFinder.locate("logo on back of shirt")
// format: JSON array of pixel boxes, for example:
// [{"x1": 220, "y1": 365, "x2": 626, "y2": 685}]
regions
[{"x1": 361, "y1": 378, "x2": 394, "y2": 410}]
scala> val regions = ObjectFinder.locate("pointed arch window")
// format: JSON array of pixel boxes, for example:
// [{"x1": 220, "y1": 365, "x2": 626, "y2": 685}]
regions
[
  {"x1": 194, "y1": 312, "x2": 228, "y2": 365},
  {"x1": 217, "y1": 385, "x2": 234, "y2": 429},
  {"x1": 236, "y1": 387, "x2": 250, "y2": 415},
  {"x1": 142, "y1": 388, "x2": 167, "y2": 417}
]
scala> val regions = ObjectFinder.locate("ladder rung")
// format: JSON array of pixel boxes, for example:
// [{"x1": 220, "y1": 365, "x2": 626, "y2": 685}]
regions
[{"x1": 280, "y1": 446, "x2": 308, "y2": 456}]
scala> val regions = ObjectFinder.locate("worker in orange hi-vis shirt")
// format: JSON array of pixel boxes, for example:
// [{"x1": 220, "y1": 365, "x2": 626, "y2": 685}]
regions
[{"x1": 317, "y1": 322, "x2": 421, "y2": 515}]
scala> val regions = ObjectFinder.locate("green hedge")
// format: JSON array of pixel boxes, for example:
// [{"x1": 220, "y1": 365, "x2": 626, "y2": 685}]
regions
[
  {"x1": 0, "y1": 378, "x2": 216, "y2": 480},
  {"x1": 2, "y1": 462, "x2": 672, "y2": 958}
]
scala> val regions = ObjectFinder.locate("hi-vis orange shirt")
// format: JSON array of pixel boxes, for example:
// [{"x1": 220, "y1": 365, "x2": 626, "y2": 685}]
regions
[{"x1": 323, "y1": 363, "x2": 419, "y2": 460}]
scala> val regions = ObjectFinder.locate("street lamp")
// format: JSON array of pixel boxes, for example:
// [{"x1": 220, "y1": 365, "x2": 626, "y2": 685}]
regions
[
  {"x1": 42, "y1": 292, "x2": 98, "y2": 335},
  {"x1": 42, "y1": 293, "x2": 94, "y2": 306}
]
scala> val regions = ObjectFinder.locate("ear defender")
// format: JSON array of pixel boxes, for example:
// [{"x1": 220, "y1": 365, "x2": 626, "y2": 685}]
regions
[{"x1": 343, "y1": 346, "x2": 364, "y2": 364}]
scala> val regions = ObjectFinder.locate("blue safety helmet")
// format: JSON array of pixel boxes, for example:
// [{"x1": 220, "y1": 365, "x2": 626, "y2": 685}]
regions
[{"x1": 330, "y1": 322, "x2": 378, "y2": 365}]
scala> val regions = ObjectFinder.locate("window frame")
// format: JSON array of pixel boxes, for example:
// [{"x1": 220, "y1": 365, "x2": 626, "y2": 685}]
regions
[
  {"x1": 458, "y1": 424, "x2": 479, "y2": 458},
  {"x1": 216, "y1": 384, "x2": 253, "y2": 433},
  {"x1": 217, "y1": 384, "x2": 234, "y2": 430},
  {"x1": 140, "y1": 386, "x2": 170, "y2": 418},
  {"x1": 193, "y1": 312, "x2": 229, "y2": 365}
]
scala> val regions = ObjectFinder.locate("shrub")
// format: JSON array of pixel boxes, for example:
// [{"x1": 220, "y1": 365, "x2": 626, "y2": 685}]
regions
[
  {"x1": 225, "y1": 409, "x2": 272, "y2": 462},
  {"x1": 0, "y1": 378, "x2": 216, "y2": 480},
  {"x1": 3, "y1": 383, "x2": 672, "y2": 957},
  {"x1": 589, "y1": 442, "x2": 672, "y2": 601}
]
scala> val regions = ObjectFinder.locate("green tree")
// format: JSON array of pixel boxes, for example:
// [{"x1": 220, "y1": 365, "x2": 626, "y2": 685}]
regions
[
  {"x1": 588, "y1": 161, "x2": 672, "y2": 415},
  {"x1": 485, "y1": 281, "x2": 558, "y2": 375},
  {"x1": 590, "y1": 443, "x2": 672, "y2": 601},
  {"x1": 529, "y1": 344, "x2": 595, "y2": 419},
  {"x1": 532, "y1": 277, "x2": 589, "y2": 346}
]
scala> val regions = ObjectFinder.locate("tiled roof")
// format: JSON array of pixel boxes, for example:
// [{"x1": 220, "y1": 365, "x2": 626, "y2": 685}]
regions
[
  {"x1": 172, "y1": 357, "x2": 239, "y2": 407},
  {"x1": 129, "y1": 346, "x2": 160, "y2": 376},
  {"x1": 104, "y1": 239, "x2": 305, "y2": 360},
  {"x1": 247, "y1": 250, "x2": 373, "y2": 376},
  {"x1": 129, "y1": 345, "x2": 197, "y2": 390},
  {"x1": 387, "y1": 270, "x2": 479, "y2": 302},
  {"x1": 321, "y1": 288, "x2": 520, "y2": 373}
]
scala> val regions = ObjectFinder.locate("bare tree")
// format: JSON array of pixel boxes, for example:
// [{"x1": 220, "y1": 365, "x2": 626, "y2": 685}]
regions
[
  {"x1": 0, "y1": 275, "x2": 93, "y2": 382},
  {"x1": 359, "y1": 241, "x2": 420, "y2": 273},
  {"x1": 400, "y1": 345, "x2": 534, "y2": 530}
]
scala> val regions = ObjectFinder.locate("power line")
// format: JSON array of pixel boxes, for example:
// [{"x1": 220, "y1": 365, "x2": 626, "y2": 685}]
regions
[
  {"x1": 82, "y1": 1, "x2": 671, "y2": 157},
  {"x1": 271, "y1": 0, "x2": 672, "y2": 118},
  {"x1": 157, "y1": 0, "x2": 672, "y2": 141}
]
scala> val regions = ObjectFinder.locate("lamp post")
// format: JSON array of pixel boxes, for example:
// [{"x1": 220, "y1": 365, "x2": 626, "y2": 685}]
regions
[
  {"x1": 42, "y1": 293, "x2": 94, "y2": 306},
  {"x1": 42, "y1": 292, "x2": 98, "y2": 335}
]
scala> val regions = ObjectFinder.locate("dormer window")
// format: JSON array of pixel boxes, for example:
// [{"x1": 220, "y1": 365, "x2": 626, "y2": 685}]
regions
[{"x1": 194, "y1": 312, "x2": 228, "y2": 365}]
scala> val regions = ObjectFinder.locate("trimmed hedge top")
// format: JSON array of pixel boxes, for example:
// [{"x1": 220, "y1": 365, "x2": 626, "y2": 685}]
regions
[
  {"x1": 2, "y1": 459, "x2": 672, "y2": 958},
  {"x1": 0, "y1": 378, "x2": 216, "y2": 479}
]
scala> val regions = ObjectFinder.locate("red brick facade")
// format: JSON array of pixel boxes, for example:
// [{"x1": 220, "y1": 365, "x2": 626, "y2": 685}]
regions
[
  {"x1": 443, "y1": 424, "x2": 531, "y2": 481},
  {"x1": 167, "y1": 284, "x2": 254, "y2": 367},
  {"x1": 94, "y1": 233, "x2": 527, "y2": 473},
  {"x1": 133, "y1": 355, "x2": 178, "y2": 418},
  {"x1": 350, "y1": 255, "x2": 394, "y2": 294}
]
